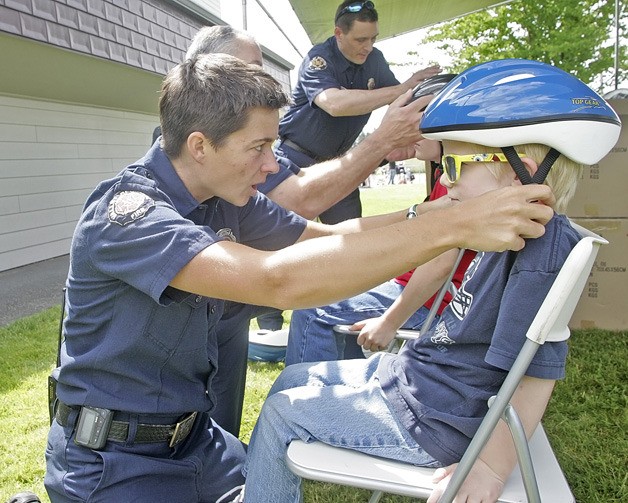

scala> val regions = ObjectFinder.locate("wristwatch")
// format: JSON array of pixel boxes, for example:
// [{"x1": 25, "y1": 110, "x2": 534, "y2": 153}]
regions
[{"x1": 406, "y1": 203, "x2": 419, "y2": 219}]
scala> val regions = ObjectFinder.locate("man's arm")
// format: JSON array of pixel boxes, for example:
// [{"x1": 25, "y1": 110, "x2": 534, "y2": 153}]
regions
[
  {"x1": 170, "y1": 185, "x2": 554, "y2": 311},
  {"x1": 315, "y1": 64, "x2": 441, "y2": 117},
  {"x1": 427, "y1": 376, "x2": 556, "y2": 503},
  {"x1": 266, "y1": 91, "x2": 429, "y2": 219}
]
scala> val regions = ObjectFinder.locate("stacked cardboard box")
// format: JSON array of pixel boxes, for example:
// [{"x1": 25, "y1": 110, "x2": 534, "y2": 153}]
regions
[{"x1": 567, "y1": 99, "x2": 628, "y2": 331}]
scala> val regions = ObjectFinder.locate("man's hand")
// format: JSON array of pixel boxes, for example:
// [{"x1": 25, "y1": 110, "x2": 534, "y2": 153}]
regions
[
  {"x1": 405, "y1": 64, "x2": 442, "y2": 90},
  {"x1": 418, "y1": 196, "x2": 453, "y2": 214},
  {"x1": 369, "y1": 91, "x2": 432, "y2": 157},
  {"x1": 427, "y1": 459, "x2": 505, "y2": 503},
  {"x1": 385, "y1": 145, "x2": 418, "y2": 162},
  {"x1": 443, "y1": 185, "x2": 556, "y2": 253}
]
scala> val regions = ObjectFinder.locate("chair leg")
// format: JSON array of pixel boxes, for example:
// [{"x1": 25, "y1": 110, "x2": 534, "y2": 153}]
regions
[
  {"x1": 368, "y1": 490, "x2": 384, "y2": 503},
  {"x1": 502, "y1": 404, "x2": 541, "y2": 503}
]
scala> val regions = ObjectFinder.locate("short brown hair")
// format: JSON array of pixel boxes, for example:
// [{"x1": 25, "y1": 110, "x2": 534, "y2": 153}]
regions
[
  {"x1": 159, "y1": 54, "x2": 289, "y2": 158},
  {"x1": 335, "y1": 1, "x2": 378, "y2": 33}
]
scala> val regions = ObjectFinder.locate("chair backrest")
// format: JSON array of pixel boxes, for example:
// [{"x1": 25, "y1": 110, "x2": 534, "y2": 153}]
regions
[
  {"x1": 439, "y1": 221, "x2": 608, "y2": 503},
  {"x1": 527, "y1": 221, "x2": 607, "y2": 344}
]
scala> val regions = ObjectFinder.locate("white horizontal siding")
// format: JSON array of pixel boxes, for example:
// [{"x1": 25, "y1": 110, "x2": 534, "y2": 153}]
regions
[
  {"x1": 0, "y1": 158, "x2": 114, "y2": 179},
  {"x1": 17, "y1": 191, "x2": 89, "y2": 215},
  {"x1": 0, "y1": 95, "x2": 158, "y2": 272},
  {"x1": 1, "y1": 239, "x2": 72, "y2": 272}
]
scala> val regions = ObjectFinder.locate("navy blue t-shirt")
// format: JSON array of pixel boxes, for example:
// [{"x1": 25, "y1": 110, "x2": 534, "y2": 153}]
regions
[
  {"x1": 57, "y1": 143, "x2": 307, "y2": 414},
  {"x1": 378, "y1": 214, "x2": 580, "y2": 465},
  {"x1": 279, "y1": 36, "x2": 399, "y2": 159}
]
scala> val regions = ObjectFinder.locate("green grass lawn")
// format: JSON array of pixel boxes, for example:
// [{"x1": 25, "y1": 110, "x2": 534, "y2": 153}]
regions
[
  {"x1": 359, "y1": 181, "x2": 426, "y2": 216},
  {"x1": 1, "y1": 183, "x2": 626, "y2": 503}
]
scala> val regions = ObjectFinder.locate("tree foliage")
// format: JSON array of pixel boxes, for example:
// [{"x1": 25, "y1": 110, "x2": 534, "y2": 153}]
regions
[{"x1": 417, "y1": 0, "x2": 626, "y2": 91}]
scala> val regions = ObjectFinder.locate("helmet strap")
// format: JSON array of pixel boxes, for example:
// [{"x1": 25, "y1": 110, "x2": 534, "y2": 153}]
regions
[
  {"x1": 502, "y1": 146, "x2": 532, "y2": 184},
  {"x1": 501, "y1": 146, "x2": 561, "y2": 185},
  {"x1": 532, "y1": 148, "x2": 560, "y2": 184}
]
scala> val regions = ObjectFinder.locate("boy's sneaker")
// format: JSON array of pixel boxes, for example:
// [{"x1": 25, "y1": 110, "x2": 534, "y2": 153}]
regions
[
  {"x1": 248, "y1": 329, "x2": 288, "y2": 362},
  {"x1": 216, "y1": 485, "x2": 245, "y2": 503},
  {"x1": 7, "y1": 493, "x2": 41, "y2": 503}
]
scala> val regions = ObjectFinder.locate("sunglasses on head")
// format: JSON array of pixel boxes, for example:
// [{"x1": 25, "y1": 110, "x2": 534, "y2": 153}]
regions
[
  {"x1": 335, "y1": 1, "x2": 375, "y2": 22},
  {"x1": 441, "y1": 152, "x2": 523, "y2": 184}
]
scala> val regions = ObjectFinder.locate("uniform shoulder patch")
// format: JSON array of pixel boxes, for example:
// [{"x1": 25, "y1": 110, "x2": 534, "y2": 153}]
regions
[
  {"x1": 309, "y1": 56, "x2": 327, "y2": 70},
  {"x1": 108, "y1": 191, "x2": 155, "y2": 226}
]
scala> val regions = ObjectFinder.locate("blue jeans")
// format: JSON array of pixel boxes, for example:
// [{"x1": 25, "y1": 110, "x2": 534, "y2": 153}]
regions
[
  {"x1": 286, "y1": 280, "x2": 431, "y2": 365},
  {"x1": 243, "y1": 356, "x2": 441, "y2": 502}
]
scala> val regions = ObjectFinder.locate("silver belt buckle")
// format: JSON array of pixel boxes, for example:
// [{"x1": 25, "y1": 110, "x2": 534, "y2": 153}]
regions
[{"x1": 169, "y1": 411, "x2": 198, "y2": 448}]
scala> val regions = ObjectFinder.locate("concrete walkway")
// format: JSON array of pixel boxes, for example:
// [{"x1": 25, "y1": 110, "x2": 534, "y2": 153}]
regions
[{"x1": 0, "y1": 255, "x2": 69, "y2": 327}]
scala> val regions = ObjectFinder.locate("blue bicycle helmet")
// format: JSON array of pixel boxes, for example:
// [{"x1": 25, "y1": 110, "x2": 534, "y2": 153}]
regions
[
  {"x1": 420, "y1": 59, "x2": 621, "y2": 183},
  {"x1": 411, "y1": 73, "x2": 458, "y2": 104}
]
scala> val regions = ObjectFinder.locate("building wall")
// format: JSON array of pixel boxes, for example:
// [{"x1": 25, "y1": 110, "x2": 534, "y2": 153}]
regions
[
  {"x1": 0, "y1": 0, "x2": 210, "y2": 78},
  {"x1": 0, "y1": 94, "x2": 158, "y2": 270},
  {"x1": 0, "y1": 0, "x2": 292, "y2": 272}
]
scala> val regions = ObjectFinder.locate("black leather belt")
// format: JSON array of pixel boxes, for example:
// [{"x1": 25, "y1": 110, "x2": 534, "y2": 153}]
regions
[
  {"x1": 55, "y1": 401, "x2": 197, "y2": 448},
  {"x1": 280, "y1": 138, "x2": 324, "y2": 162}
]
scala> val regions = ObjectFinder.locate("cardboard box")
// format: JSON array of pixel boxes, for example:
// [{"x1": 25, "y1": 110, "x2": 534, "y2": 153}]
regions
[
  {"x1": 568, "y1": 218, "x2": 628, "y2": 331},
  {"x1": 608, "y1": 98, "x2": 628, "y2": 116},
  {"x1": 566, "y1": 99, "x2": 628, "y2": 218}
]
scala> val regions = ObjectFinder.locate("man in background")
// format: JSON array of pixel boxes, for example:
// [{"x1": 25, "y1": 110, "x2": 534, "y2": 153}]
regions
[
  {"x1": 260, "y1": 1, "x2": 440, "y2": 330},
  {"x1": 276, "y1": 1, "x2": 440, "y2": 224}
]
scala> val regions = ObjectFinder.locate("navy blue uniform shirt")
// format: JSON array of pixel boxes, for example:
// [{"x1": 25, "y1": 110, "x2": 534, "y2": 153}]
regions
[
  {"x1": 279, "y1": 36, "x2": 399, "y2": 159},
  {"x1": 56, "y1": 142, "x2": 307, "y2": 415}
]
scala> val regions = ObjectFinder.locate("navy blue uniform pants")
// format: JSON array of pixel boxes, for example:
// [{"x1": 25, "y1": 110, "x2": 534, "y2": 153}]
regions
[
  {"x1": 211, "y1": 302, "x2": 269, "y2": 436},
  {"x1": 45, "y1": 409, "x2": 246, "y2": 503}
]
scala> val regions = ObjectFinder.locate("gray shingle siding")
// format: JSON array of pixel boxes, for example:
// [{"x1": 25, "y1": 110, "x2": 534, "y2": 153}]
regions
[
  {"x1": 0, "y1": 0, "x2": 206, "y2": 74},
  {"x1": 0, "y1": 0, "x2": 292, "y2": 86}
]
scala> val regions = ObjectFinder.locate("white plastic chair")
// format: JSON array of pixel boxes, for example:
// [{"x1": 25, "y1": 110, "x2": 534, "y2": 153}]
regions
[{"x1": 286, "y1": 222, "x2": 607, "y2": 503}]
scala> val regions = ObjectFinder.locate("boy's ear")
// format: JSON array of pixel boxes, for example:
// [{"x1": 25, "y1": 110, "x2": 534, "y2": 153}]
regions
[{"x1": 512, "y1": 156, "x2": 539, "y2": 185}]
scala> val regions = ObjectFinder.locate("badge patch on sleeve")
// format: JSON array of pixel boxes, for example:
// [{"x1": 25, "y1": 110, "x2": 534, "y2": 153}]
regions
[
  {"x1": 108, "y1": 191, "x2": 155, "y2": 226},
  {"x1": 309, "y1": 56, "x2": 327, "y2": 70}
]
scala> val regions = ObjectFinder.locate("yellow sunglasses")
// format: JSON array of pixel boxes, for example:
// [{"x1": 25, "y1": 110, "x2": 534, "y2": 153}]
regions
[{"x1": 441, "y1": 152, "x2": 523, "y2": 184}]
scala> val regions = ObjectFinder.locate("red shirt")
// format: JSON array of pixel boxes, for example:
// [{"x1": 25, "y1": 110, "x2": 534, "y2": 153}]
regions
[{"x1": 394, "y1": 177, "x2": 476, "y2": 314}]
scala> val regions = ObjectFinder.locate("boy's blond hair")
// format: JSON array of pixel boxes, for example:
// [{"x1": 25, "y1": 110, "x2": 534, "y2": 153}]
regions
[
  {"x1": 515, "y1": 144, "x2": 581, "y2": 213},
  {"x1": 466, "y1": 142, "x2": 581, "y2": 213}
]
